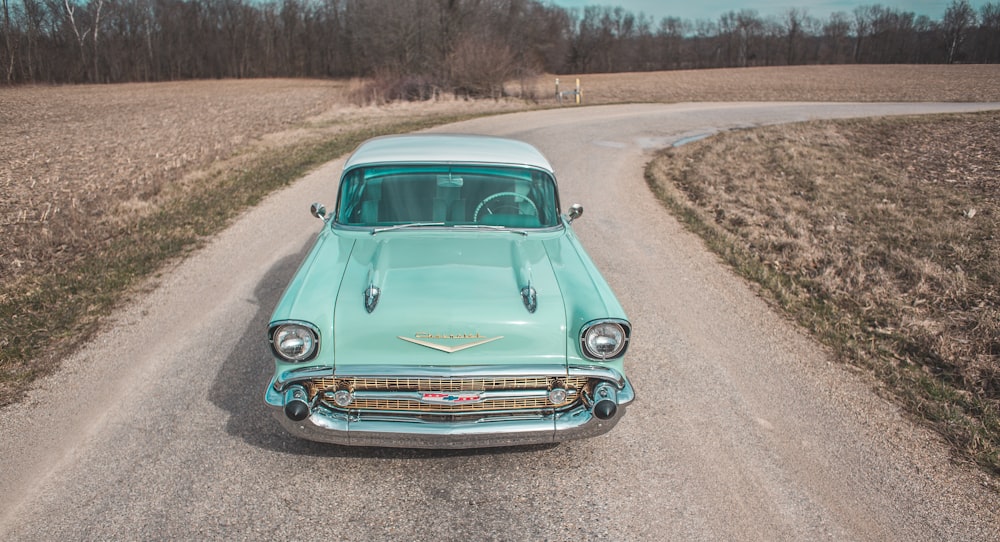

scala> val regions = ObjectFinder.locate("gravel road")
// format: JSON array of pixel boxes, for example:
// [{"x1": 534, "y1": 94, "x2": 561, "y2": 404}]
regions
[{"x1": 2, "y1": 103, "x2": 999, "y2": 541}]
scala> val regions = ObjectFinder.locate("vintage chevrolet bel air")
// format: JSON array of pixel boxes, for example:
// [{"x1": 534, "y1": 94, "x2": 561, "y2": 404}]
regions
[{"x1": 265, "y1": 134, "x2": 634, "y2": 448}]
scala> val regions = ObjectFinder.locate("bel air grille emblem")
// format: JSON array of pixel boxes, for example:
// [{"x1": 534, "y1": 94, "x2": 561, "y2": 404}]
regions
[
  {"x1": 422, "y1": 392, "x2": 483, "y2": 404},
  {"x1": 398, "y1": 333, "x2": 503, "y2": 353}
]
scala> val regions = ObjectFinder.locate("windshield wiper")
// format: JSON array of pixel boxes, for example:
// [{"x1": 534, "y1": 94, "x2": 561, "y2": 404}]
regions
[
  {"x1": 451, "y1": 224, "x2": 529, "y2": 236},
  {"x1": 371, "y1": 222, "x2": 445, "y2": 234}
]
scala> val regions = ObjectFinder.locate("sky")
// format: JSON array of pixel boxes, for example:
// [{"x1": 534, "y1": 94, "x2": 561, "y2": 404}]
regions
[{"x1": 549, "y1": 0, "x2": 990, "y2": 23}]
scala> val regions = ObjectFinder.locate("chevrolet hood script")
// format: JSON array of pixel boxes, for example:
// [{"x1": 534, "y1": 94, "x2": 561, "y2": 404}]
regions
[{"x1": 398, "y1": 333, "x2": 504, "y2": 354}]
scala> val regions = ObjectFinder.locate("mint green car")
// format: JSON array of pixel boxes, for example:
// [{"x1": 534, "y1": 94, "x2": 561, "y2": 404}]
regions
[{"x1": 265, "y1": 134, "x2": 634, "y2": 448}]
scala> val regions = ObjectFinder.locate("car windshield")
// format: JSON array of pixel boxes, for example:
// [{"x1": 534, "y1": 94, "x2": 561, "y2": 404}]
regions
[{"x1": 335, "y1": 164, "x2": 560, "y2": 229}]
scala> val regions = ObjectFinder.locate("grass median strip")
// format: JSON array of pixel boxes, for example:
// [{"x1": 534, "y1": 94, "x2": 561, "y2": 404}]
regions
[
  {"x1": 645, "y1": 111, "x2": 1000, "y2": 474},
  {"x1": 0, "y1": 115, "x2": 474, "y2": 406}
]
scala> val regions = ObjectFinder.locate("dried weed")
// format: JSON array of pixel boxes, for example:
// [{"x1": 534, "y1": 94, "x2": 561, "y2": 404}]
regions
[
  {"x1": 647, "y1": 111, "x2": 1000, "y2": 473},
  {"x1": 554, "y1": 65, "x2": 1000, "y2": 104}
]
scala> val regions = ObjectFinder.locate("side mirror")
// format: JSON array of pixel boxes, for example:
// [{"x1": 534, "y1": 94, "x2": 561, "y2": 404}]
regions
[
  {"x1": 310, "y1": 202, "x2": 327, "y2": 220},
  {"x1": 567, "y1": 204, "x2": 584, "y2": 223}
]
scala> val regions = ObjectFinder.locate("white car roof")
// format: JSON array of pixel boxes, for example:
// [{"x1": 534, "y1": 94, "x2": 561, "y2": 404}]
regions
[{"x1": 343, "y1": 134, "x2": 554, "y2": 173}]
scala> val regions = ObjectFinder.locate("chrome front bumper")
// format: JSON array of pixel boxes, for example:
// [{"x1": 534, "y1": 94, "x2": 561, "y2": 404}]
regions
[{"x1": 264, "y1": 364, "x2": 635, "y2": 448}]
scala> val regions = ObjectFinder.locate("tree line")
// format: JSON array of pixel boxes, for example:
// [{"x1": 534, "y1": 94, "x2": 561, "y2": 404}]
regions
[{"x1": 1, "y1": 0, "x2": 998, "y2": 94}]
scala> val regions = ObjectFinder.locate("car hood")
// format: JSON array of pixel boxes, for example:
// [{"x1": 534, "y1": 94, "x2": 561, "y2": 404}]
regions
[{"x1": 292, "y1": 232, "x2": 570, "y2": 369}]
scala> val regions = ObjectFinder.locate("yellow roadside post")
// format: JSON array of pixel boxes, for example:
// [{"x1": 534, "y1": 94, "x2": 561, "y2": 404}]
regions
[{"x1": 556, "y1": 77, "x2": 582, "y2": 105}]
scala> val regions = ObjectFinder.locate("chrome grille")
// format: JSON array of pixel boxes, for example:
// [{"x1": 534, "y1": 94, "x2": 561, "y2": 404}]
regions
[
  {"x1": 345, "y1": 396, "x2": 565, "y2": 412},
  {"x1": 305, "y1": 376, "x2": 590, "y2": 413}
]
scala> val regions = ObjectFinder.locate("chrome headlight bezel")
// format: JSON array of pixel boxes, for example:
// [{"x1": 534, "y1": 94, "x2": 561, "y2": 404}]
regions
[
  {"x1": 580, "y1": 319, "x2": 631, "y2": 361},
  {"x1": 268, "y1": 320, "x2": 320, "y2": 362}
]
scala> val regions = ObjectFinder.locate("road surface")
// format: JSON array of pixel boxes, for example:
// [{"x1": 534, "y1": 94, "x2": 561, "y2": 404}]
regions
[{"x1": 2, "y1": 103, "x2": 999, "y2": 541}]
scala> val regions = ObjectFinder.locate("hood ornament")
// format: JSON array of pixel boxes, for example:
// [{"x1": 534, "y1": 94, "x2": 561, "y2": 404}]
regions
[
  {"x1": 364, "y1": 240, "x2": 386, "y2": 314},
  {"x1": 521, "y1": 286, "x2": 537, "y2": 313},
  {"x1": 398, "y1": 333, "x2": 503, "y2": 354},
  {"x1": 364, "y1": 285, "x2": 380, "y2": 313}
]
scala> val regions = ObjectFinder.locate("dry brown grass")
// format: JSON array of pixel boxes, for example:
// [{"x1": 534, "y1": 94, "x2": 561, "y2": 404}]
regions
[
  {"x1": 1, "y1": 80, "x2": 343, "y2": 282},
  {"x1": 553, "y1": 65, "x2": 1000, "y2": 103},
  {"x1": 646, "y1": 111, "x2": 1000, "y2": 473}
]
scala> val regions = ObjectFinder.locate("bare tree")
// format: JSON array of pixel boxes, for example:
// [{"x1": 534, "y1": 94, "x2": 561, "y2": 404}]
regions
[
  {"x1": 783, "y1": 8, "x2": 806, "y2": 65},
  {"x1": 447, "y1": 35, "x2": 516, "y2": 98},
  {"x1": 90, "y1": 0, "x2": 102, "y2": 80},
  {"x1": 974, "y1": 2, "x2": 1000, "y2": 62},
  {"x1": 735, "y1": 10, "x2": 762, "y2": 67},
  {"x1": 63, "y1": 0, "x2": 89, "y2": 79},
  {"x1": 566, "y1": 6, "x2": 602, "y2": 72},
  {"x1": 689, "y1": 18, "x2": 718, "y2": 69},
  {"x1": 944, "y1": 0, "x2": 977, "y2": 63},
  {"x1": 656, "y1": 16, "x2": 687, "y2": 69},
  {"x1": 852, "y1": 5, "x2": 874, "y2": 63},
  {"x1": 818, "y1": 11, "x2": 850, "y2": 63},
  {"x1": 2, "y1": 0, "x2": 13, "y2": 82}
]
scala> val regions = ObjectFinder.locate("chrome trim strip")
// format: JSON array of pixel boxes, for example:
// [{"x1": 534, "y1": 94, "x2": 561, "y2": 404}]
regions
[
  {"x1": 331, "y1": 363, "x2": 617, "y2": 380},
  {"x1": 274, "y1": 366, "x2": 335, "y2": 388},
  {"x1": 350, "y1": 389, "x2": 561, "y2": 403},
  {"x1": 274, "y1": 364, "x2": 630, "y2": 399},
  {"x1": 334, "y1": 223, "x2": 566, "y2": 235},
  {"x1": 567, "y1": 365, "x2": 629, "y2": 391}
]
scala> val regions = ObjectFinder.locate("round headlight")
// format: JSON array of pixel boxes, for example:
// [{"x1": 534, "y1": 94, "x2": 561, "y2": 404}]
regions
[
  {"x1": 582, "y1": 320, "x2": 629, "y2": 360},
  {"x1": 272, "y1": 323, "x2": 318, "y2": 362}
]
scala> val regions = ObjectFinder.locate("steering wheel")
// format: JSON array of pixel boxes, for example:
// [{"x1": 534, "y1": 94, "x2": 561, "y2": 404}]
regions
[{"x1": 473, "y1": 192, "x2": 538, "y2": 222}]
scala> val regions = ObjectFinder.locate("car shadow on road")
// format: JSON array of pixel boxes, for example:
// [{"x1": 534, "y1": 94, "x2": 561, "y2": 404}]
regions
[{"x1": 209, "y1": 234, "x2": 557, "y2": 460}]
